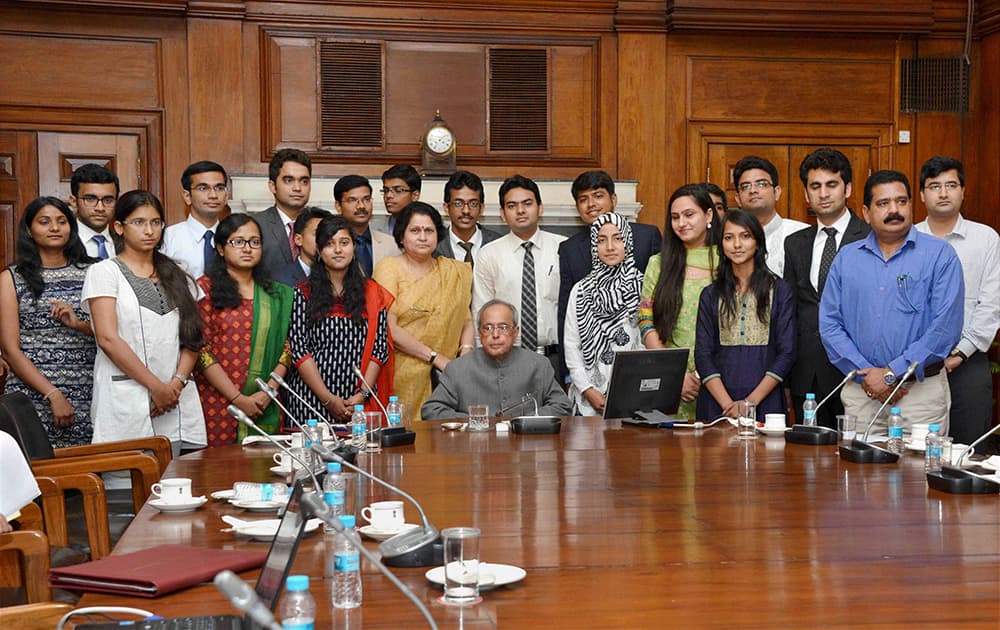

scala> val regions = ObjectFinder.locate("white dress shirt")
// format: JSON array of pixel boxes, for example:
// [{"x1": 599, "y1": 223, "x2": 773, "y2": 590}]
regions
[
  {"x1": 77, "y1": 222, "x2": 115, "y2": 260},
  {"x1": 809, "y1": 210, "x2": 852, "y2": 290},
  {"x1": 449, "y1": 226, "x2": 484, "y2": 263},
  {"x1": 473, "y1": 229, "x2": 566, "y2": 347},
  {"x1": 916, "y1": 213, "x2": 1000, "y2": 356},
  {"x1": 763, "y1": 213, "x2": 808, "y2": 277},
  {"x1": 162, "y1": 214, "x2": 219, "y2": 279}
]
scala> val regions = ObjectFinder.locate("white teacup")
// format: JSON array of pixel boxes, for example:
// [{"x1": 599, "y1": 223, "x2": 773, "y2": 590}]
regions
[
  {"x1": 290, "y1": 432, "x2": 305, "y2": 449},
  {"x1": 272, "y1": 451, "x2": 301, "y2": 471},
  {"x1": 764, "y1": 413, "x2": 786, "y2": 429},
  {"x1": 361, "y1": 500, "x2": 405, "y2": 532},
  {"x1": 910, "y1": 423, "x2": 929, "y2": 442},
  {"x1": 151, "y1": 478, "x2": 193, "y2": 504}
]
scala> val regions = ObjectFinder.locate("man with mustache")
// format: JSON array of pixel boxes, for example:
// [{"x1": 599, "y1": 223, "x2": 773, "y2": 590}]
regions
[
  {"x1": 435, "y1": 170, "x2": 501, "y2": 265},
  {"x1": 819, "y1": 170, "x2": 964, "y2": 434},
  {"x1": 915, "y1": 156, "x2": 1000, "y2": 450},
  {"x1": 334, "y1": 174, "x2": 399, "y2": 277}
]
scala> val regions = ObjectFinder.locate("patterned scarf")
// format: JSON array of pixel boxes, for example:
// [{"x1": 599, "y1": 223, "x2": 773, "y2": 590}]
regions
[{"x1": 574, "y1": 212, "x2": 642, "y2": 379}]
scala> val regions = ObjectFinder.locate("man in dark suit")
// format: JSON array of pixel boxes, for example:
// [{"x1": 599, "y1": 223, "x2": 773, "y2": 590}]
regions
[
  {"x1": 273, "y1": 207, "x2": 332, "y2": 287},
  {"x1": 784, "y1": 148, "x2": 870, "y2": 428},
  {"x1": 258, "y1": 148, "x2": 312, "y2": 279},
  {"x1": 435, "y1": 170, "x2": 501, "y2": 265},
  {"x1": 557, "y1": 170, "x2": 662, "y2": 381}
]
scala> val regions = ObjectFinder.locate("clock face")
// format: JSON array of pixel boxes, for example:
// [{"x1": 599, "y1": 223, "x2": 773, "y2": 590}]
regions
[{"x1": 425, "y1": 126, "x2": 454, "y2": 154}]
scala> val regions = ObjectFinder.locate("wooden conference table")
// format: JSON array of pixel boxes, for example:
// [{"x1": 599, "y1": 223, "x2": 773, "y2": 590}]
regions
[{"x1": 79, "y1": 418, "x2": 1000, "y2": 628}]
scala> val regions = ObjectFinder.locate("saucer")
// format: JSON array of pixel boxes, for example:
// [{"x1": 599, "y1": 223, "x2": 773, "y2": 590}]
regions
[
  {"x1": 232, "y1": 518, "x2": 322, "y2": 542},
  {"x1": 150, "y1": 496, "x2": 207, "y2": 513},
  {"x1": 211, "y1": 489, "x2": 235, "y2": 501},
  {"x1": 270, "y1": 465, "x2": 295, "y2": 476},
  {"x1": 231, "y1": 499, "x2": 287, "y2": 512},
  {"x1": 904, "y1": 439, "x2": 926, "y2": 452},
  {"x1": 425, "y1": 563, "x2": 526, "y2": 591},
  {"x1": 757, "y1": 426, "x2": 789, "y2": 436},
  {"x1": 359, "y1": 523, "x2": 419, "y2": 542}
]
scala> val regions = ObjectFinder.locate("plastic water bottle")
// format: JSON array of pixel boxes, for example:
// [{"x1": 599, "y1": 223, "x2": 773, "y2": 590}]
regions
[
  {"x1": 925, "y1": 423, "x2": 943, "y2": 472},
  {"x1": 333, "y1": 515, "x2": 363, "y2": 609},
  {"x1": 386, "y1": 395, "x2": 404, "y2": 427},
  {"x1": 232, "y1": 482, "x2": 289, "y2": 502},
  {"x1": 304, "y1": 419, "x2": 323, "y2": 472},
  {"x1": 886, "y1": 407, "x2": 905, "y2": 455},
  {"x1": 802, "y1": 393, "x2": 817, "y2": 426},
  {"x1": 350, "y1": 405, "x2": 366, "y2": 449},
  {"x1": 323, "y1": 462, "x2": 346, "y2": 533},
  {"x1": 279, "y1": 574, "x2": 316, "y2": 630}
]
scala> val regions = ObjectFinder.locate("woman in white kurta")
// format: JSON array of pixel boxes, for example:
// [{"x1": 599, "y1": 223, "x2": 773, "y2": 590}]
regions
[
  {"x1": 564, "y1": 212, "x2": 642, "y2": 416},
  {"x1": 82, "y1": 190, "x2": 206, "y2": 451}
]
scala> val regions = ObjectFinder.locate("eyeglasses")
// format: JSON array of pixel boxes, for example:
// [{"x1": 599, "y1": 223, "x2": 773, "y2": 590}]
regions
[
  {"x1": 449, "y1": 200, "x2": 483, "y2": 211},
  {"x1": 380, "y1": 186, "x2": 412, "y2": 196},
  {"x1": 227, "y1": 237, "x2": 262, "y2": 249},
  {"x1": 192, "y1": 184, "x2": 228, "y2": 194},
  {"x1": 924, "y1": 182, "x2": 961, "y2": 192},
  {"x1": 737, "y1": 180, "x2": 774, "y2": 192},
  {"x1": 121, "y1": 218, "x2": 164, "y2": 229},
  {"x1": 480, "y1": 323, "x2": 515, "y2": 335},
  {"x1": 80, "y1": 195, "x2": 116, "y2": 208}
]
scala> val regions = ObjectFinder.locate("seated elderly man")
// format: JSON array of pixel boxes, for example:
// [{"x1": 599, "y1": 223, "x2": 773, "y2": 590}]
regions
[{"x1": 422, "y1": 300, "x2": 573, "y2": 419}]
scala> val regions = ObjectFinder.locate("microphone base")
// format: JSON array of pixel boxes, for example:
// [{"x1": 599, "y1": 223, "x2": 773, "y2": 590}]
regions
[
  {"x1": 381, "y1": 537, "x2": 444, "y2": 568},
  {"x1": 784, "y1": 424, "x2": 839, "y2": 445},
  {"x1": 838, "y1": 439, "x2": 900, "y2": 464},
  {"x1": 926, "y1": 467, "x2": 1000, "y2": 494},
  {"x1": 511, "y1": 416, "x2": 562, "y2": 434},
  {"x1": 380, "y1": 427, "x2": 416, "y2": 448},
  {"x1": 332, "y1": 444, "x2": 359, "y2": 465}
]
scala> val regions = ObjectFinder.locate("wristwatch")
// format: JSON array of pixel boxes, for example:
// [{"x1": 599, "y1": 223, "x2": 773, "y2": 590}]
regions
[
  {"x1": 883, "y1": 368, "x2": 897, "y2": 386},
  {"x1": 428, "y1": 351, "x2": 438, "y2": 364},
  {"x1": 950, "y1": 348, "x2": 968, "y2": 361}
]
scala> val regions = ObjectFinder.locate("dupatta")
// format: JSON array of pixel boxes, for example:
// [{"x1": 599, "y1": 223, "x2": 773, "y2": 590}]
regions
[{"x1": 238, "y1": 281, "x2": 294, "y2": 439}]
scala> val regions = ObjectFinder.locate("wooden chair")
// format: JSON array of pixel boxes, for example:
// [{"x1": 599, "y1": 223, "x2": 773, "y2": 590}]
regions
[
  {"x1": 0, "y1": 602, "x2": 75, "y2": 629},
  {"x1": 36, "y1": 474, "x2": 110, "y2": 560},
  {"x1": 0, "y1": 392, "x2": 170, "y2": 511},
  {"x1": 0, "y1": 528, "x2": 51, "y2": 604}
]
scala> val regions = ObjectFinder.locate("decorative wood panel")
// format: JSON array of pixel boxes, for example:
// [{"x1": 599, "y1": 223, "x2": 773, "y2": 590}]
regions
[
  {"x1": 666, "y1": 0, "x2": 935, "y2": 34},
  {"x1": 551, "y1": 45, "x2": 595, "y2": 156},
  {"x1": 267, "y1": 35, "x2": 318, "y2": 148}
]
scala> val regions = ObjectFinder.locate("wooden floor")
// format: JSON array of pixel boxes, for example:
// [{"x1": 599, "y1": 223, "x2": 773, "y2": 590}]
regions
[{"x1": 78, "y1": 418, "x2": 1000, "y2": 628}]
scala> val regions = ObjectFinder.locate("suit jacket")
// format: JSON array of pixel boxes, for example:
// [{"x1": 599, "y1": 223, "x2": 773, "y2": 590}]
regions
[
  {"x1": 783, "y1": 212, "x2": 870, "y2": 397},
  {"x1": 556, "y1": 221, "x2": 661, "y2": 378},
  {"x1": 371, "y1": 228, "x2": 401, "y2": 271},
  {"x1": 257, "y1": 206, "x2": 294, "y2": 280},
  {"x1": 435, "y1": 224, "x2": 502, "y2": 260},
  {"x1": 273, "y1": 258, "x2": 307, "y2": 287}
]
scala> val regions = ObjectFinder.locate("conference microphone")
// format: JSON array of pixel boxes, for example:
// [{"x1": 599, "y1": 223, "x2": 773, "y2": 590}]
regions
[
  {"x1": 351, "y1": 366, "x2": 392, "y2": 424},
  {"x1": 839, "y1": 361, "x2": 918, "y2": 464},
  {"x1": 310, "y1": 442, "x2": 442, "y2": 567},
  {"x1": 267, "y1": 372, "x2": 344, "y2": 445},
  {"x1": 351, "y1": 366, "x2": 416, "y2": 447},
  {"x1": 213, "y1": 570, "x2": 282, "y2": 630},
  {"x1": 298, "y1": 493, "x2": 439, "y2": 630},
  {"x1": 927, "y1": 423, "x2": 1000, "y2": 494},
  {"x1": 253, "y1": 377, "x2": 311, "y2": 434},
  {"x1": 228, "y1": 404, "x2": 323, "y2": 489},
  {"x1": 785, "y1": 369, "x2": 856, "y2": 445}
]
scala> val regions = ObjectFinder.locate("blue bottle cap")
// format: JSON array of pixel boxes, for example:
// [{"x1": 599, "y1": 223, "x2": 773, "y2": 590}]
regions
[
  {"x1": 354, "y1": 404, "x2": 364, "y2": 411},
  {"x1": 285, "y1": 575, "x2": 309, "y2": 591},
  {"x1": 339, "y1": 515, "x2": 356, "y2": 528},
  {"x1": 307, "y1": 419, "x2": 318, "y2": 426},
  {"x1": 326, "y1": 462, "x2": 341, "y2": 473},
  {"x1": 805, "y1": 393, "x2": 815, "y2": 400},
  {"x1": 929, "y1": 424, "x2": 940, "y2": 432},
  {"x1": 890, "y1": 407, "x2": 900, "y2": 415},
  {"x1": 389, "y1": 395, "x2": 399, "y2": 402}
]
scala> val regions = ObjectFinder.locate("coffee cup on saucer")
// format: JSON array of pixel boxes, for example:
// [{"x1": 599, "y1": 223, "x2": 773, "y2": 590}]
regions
[
  {"x1": 910, "y1": 423, "x2": 929, "y2": 443},
  {"x1": 362, "y1": 500, "x2": 405, "y2": 532},
  {"x1": 764, "y1": 413, "x2": 786, "y2": 430},
  {"x1": 151, "y1": 478, "x2": 193, "y2": 504}
]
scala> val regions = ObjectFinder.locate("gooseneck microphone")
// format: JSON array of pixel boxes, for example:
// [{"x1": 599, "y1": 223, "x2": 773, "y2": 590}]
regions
[
  {"x1": 298, "y1": 493, "x2": 439, "y2": 629},
  {"x1": 839, "y1": 362, "x2": 918, "y2": 464},
  {"x1": 253, "y1": 377, "x2": 314, "y2": 434},
  {"x1": 228, "y1": 404, "x2": 322, "y2": 489},
  {"x1": 213, "y1": 570, "x2": 282, "y2": 630},
  {"x1": 814, "y1": 368, "x2": 857, "y2": 417},
  {"x1": 860, "y1": 361, "x2": 919, "y2": 442},
  {"x1": 267, "y1": 372, "x2": 344, "y2": 444},
  {"x1": 351, "y1": 366, "x2": 391, "y2": 422},
  {"x1": 309, "y1": 442, "x2": 441, "y2": 566},
  {"x1": 926, "y1": 423, "x2": 1000, "y2": 494},
  {"x1": 785, "y1": 369, "x2": 856, "y2": 445}
]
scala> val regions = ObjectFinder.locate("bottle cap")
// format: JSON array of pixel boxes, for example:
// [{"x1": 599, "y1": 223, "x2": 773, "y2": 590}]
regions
[
  {"x1": 326, "y1": 462, "x2": 341, "y2": 473},
  {"x1": 307, "y1": 419, "x2": 318, "y2": 426},
  {"x1": 286, "y1": 575, "x2": 309, "y2": 591},
  {"x1": 929, "y1": 424, "x2": 940, "y2": 432},
  {"x1": 354, "y1": 404, "x2": 364, "y2": 411},
  {"x1": 339, "y1": 514, "x2": 356, "y2": 528},
  {"x1": 389, "y1": 395, "x2": 399, "y2": 402},
  {"x1": 805, "y1": 393, "x2": 815, "y2": 400},
  {"x1": 890, "y1": 407, "x2": 900, "y2": 415}
]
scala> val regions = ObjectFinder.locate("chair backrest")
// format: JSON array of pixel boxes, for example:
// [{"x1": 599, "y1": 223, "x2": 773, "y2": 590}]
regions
[{"x1": 0, "y1": 392, "x2": 55, "y2": 461}]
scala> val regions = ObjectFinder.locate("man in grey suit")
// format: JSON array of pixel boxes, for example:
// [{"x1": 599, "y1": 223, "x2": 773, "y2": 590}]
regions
[
  {"x1": 258, "y1": 149, "x2": 312, "y2": 278},
  {"x1": 784, "y1": 148, "x2": 870, "y2": 428},
  {"x1": 334, "y1": 174, "x2": 398, "y2": 276},
  {"x1": 435, "y1": 170, "x2": 501, "y2": 265},
  {"x1": 272, "y1": 207, "x2": 332, "y2": 287}
]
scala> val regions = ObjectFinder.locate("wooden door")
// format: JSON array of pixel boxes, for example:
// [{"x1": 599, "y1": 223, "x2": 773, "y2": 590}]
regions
[
  {"x1": 0, "y1": 130, "x2": 38, "y2": 266},
  {"x1": 37, "y1": 132, "x2": 140, "y2": 200}
]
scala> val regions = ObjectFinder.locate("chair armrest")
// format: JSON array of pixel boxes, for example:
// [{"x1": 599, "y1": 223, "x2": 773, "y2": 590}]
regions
[
  {"x1": 34, "y1": 476, "x2": 68, "y2": 548},
  {"x1": 32, "y1": 451, "x2": 160, "y2": 512},
  {"x1": 0, "y1": 529, "x2": 51, "y2": 603},
  {"x1": 34, "y1": 473, "x2": 110, "y2": 559},
  {"x1": 0, "y1": 603, "x2": 75, "y2": 629},
  {"x1": 11, "y1": 501, "x2": 44, "y2": 533},
  {"x1": 55, "y1": 435, "x2": 173, "y2": 474}
]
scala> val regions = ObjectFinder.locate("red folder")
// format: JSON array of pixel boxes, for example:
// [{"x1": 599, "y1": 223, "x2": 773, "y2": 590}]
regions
[{"x1": 49, "y1": 544, "x2": 267, "y2": 598}]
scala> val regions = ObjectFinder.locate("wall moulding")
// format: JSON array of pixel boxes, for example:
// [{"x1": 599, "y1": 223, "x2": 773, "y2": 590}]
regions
[{"x1": 666, "y1": 1, "x2": 935, "y2": 35}]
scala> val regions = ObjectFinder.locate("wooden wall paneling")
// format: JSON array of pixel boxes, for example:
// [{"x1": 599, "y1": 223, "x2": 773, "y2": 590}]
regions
[
  {"x1": 244, "y1": 22, "x2": 266, "y2": 174},
  {"x1": 975, "y1": 33, "x2": 1000, "y2": 231},
  {"x1": 666, "y1": 0, "x2": 936, "y2": 34},
  {"x1": 550, "y1": 44, "x2": 595, "y2": 157},
  {"x1": 267, "y1": 35, "x2": 319, "y2": 150},
  {"x1": 186, "y1": 18, "x2": 246, "y2": 175},
  {"x1": 36, "y1": 131, "x2": 140, "y2": 200},
  {"x1": 0, "y1": 130, "x2": 38, "y2": 266}
]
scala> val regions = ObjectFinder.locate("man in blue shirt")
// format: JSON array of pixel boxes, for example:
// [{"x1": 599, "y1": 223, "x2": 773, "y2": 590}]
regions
[{"x1": 819, "y1": 170, "x2": 963, "y2": 435}]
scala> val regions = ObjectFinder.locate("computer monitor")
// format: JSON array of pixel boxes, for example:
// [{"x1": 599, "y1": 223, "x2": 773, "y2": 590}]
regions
[{"x1": 602, "y1": 348, "x2": 689, "y2": 423}]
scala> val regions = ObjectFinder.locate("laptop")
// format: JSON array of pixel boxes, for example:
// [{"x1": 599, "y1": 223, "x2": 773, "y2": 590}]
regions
[
  {"x1": 602, "y1": 348, "x2": 689, "y2": 426},
  {"x1": 78, "y1": 481, "x2": 310, "y2": 630}
]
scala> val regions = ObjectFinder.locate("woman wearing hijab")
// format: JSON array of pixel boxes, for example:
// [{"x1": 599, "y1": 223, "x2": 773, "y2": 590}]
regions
[{"x1": 563, "y1": 212, "x2": 643, "y2": 416}]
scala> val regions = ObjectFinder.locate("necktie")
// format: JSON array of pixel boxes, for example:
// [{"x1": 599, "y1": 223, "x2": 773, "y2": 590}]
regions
[
  {"x1": 520, "y1": 241, "x2": 537, "y2": 350},
  {"x1": 92, "y1": 235, "x2": 109, "y2": 260},
  {"x1": 356, "y1": 237, "x2": 373, "y2": 277},
  {"x1": 203, "y1": 230, "x2": 214, "y2": 273},
  {"x1": 818, "y1": 226, "x2": 838, "y2": 292},
  {"x1": 459, "y1": 241, "x2": 475, "y2": 265},
  {"x1": 287, "y1": 223, "x2": 299, "y2": 260}
]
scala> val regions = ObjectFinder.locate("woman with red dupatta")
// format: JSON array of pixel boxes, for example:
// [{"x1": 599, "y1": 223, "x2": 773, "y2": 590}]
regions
[
  {"x1": 287, "y1": 215, "x2": 394, "y2": 423},
  {"x1": 195, "y1": 213, "x2": 294, "y2": 446}
]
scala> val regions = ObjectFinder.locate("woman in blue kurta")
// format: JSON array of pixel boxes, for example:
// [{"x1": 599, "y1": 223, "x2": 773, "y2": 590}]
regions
[{"x1": 694, "y1": 210, "x2": 795, "y2": 419}]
